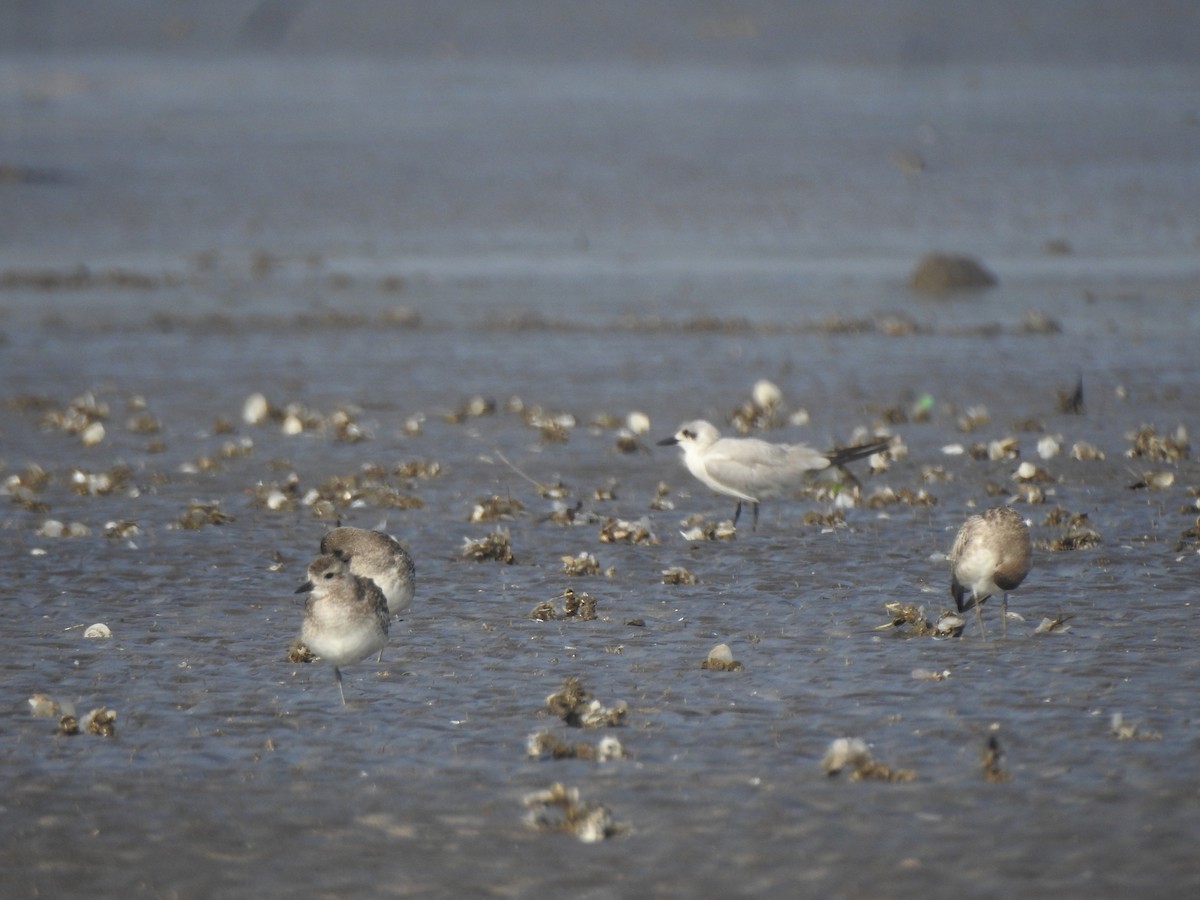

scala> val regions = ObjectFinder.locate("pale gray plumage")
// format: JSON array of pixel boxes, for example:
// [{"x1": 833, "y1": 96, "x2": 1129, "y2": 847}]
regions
[
  {"x1": 319, "y1": 526, "x2": 415, "y2": 617},
  {"x1": 949, "y1": 506, "x2": 1032, "y2": 638},
  {"x1": 297, "y1": 552, "x2": 389, "y2": 705},
  {"x1": 658, "y1": 419, "x2": 890, "y2": 528}
]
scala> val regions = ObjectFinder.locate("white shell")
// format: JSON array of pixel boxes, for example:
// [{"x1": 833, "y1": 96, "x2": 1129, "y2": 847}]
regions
[{"x1": 84, "y1": 623, "x2": 113, "y2": 639}]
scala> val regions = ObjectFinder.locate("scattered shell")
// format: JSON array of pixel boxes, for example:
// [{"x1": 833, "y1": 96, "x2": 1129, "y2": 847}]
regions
[
  {"x1": 661, "y1": 566, "x2": 698, "y2": 585},
  {"x1": 104, "y1": 519, "x2": 141, "y2": 539},
  {"x1": 1070, "y1": 441, "x2": 1105, "y2": 461},
  {"x1": 561, "y1": 552, "x2": 601, "y2": 576},
  {"x1": 80, "y1": 421, "x2": 106, "y2": 446},
  {"x1": 37, "y1": 519, "x2": 91, "y2": 538},
  {"x1": 956, "y1": 406, "x2": 990, "y2": 432},
  {"x1": 822, "y1": 737, "x2": 916, "y2": 782},
  {"x1": 470, "y1": 494, "x2": 524, "y2": 522},
  {"x1": 522, "y1": 783, "x2": 625, "y2": 842},
  {"x1": 626, "y1": 411, "x2": 651, "y2": 435},
  {"x1": 242, "y1": 392, "x2": 271, "y2": 424},
  {"x1": 678, "y1": 515, "x2": 737, "y2": 541},
  {"x1": 526, "y1": 732, "x2": 628, "y2": 762},
  {"x1": 1034, "y1": 615, "x2": 1072, "y2": 635},
  {"x1": 1013, "y1": 461, "x2": 1054, "y2": 482},
  {"x1": 1110, "y1": 713, "x2": 1162, "y2": 741},
  {"x1": 29, "y1": 694, "x2": 62, "y2": 718},
  {"x1": 1126, "y1": 424, "x2": 1189, "y2": 461},
  {"x1": 175, "y1": 501, "x2": 234, "y2": 530},
  {"x1": 287, "y1": 640, "x2": 315, "y2": 663},
  {"x1": 58, "y1": 715, "x2": 80, "y2": 736},
  {"x1": 987, "y1": 437, "x2": 1020, "y2": 460},
  {"x1": 1036, "y1": 435, "x2": 1062, "y2": 459},
  {"x1": 531, "y1": 588, "x2": 597, "y2": 621},
  {"x1": 83, "y1": 707, "x2": 117, "y2": 737},
  {"x1": 700, "y1": 643, "x2": 743, "y2": 672},
  {"x1": 545, "y1": 678, "x2": 627, "y2": 728},
  {"x1": 83, "y1": 623, "x2": 112, "y2": 639},
  {"x1": 599, "y1": 516, "x2": 658, "y2": 545},
  {"x1": 461, "y1": 530, "x2": 514, "y2": 564}
]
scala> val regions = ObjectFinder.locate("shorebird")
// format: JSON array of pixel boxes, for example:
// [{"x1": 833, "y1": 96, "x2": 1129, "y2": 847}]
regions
[
  {"x1": 949, "y1": 506, "x2": 1032, "y2": 638},
  {"x1": 296, "y1": 553, "x2": 389, "y2": 705},
  {"x1": 657, "y1": 419, "x2": 890, "y2": 529},
  {"x1": 319, "y1": 526, "x2": 415, "y2": 617}
]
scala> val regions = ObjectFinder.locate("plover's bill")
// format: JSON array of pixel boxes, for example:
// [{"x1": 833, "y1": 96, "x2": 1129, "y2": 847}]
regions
[
  {"x1": 319, "y1": 526, "x2": 415, "y2": 617},
  {"x1": 657, "y1": 419, "x2": 890, "y2": 529},
  {"x1": 296, "y1": 553, "x2": 389, "y2": 705},
  {"x1": 949, "y1": 506, "x2": 1032, "y2": 639}
]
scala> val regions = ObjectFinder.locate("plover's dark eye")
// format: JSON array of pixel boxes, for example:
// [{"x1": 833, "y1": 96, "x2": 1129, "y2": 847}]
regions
[
  {"x1": 324, "y1": 571, "x2": 335, "y2": 579},
  {"x1": 682, "y1": 430, "x2": 694, "y2": 439}
]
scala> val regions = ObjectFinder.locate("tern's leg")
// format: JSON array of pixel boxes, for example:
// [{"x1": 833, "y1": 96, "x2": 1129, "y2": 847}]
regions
[
  {"x1": 973, "y1": 602, "x2": 987, "y2": 641},
  {"x1": 732, "y1": 502, "x2": 742, "y2": 526},
  {"x1": 1001, "y1": 593, "x2": 1008, "y2": 639},
  {"x1": 752, "y1": 502, "x2": 760, "y2": 531},
  {"x1": 335, "y1": 666, "x2": 347, "y2": 705}
]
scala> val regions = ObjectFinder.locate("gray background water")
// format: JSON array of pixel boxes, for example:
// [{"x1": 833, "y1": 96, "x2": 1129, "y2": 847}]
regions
[{"x1": 2, "y1": 3, "x2": 1199, "y2": 897}]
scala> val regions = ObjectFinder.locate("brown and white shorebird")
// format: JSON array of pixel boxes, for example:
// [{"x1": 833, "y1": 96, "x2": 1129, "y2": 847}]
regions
[
  {"x1": 296, "y1": 552, "x2": 389, "y2": 705},
  {"x1": 949, "y1": 506, "x2": 1032, "y2": 638},
  {"x1": 319, "y1": 526, "x2": 415, "y2": 617},
  {"x1": 657, "y1": 419, "x2": 890, "y2": 529}
]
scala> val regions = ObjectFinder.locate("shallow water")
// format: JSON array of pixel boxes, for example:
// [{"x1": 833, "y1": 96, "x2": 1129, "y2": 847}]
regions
[{"x1": 3, "y1": 5, "x2": 1200, "y2": 897}]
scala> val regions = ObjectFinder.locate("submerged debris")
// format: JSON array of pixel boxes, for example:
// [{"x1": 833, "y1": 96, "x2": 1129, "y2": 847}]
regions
[
  {"x1": 981, "y1": 734, "x2": 1011, "y2": 782},
  {"x1": 1034, "y1": 614, "x2": 1072, "y2": 635},
  {"x1": 522, "y1": 783, "x2": 626, "y2": 842},
  {"x1": 83, "y1": 707, "x2": 117, "y2": 737},
  {"x1": 821, "y1": 737, "x2": 916, "y2": 782},
  {"x1": 561, "y1": 552, "x2": 601, "y2": 576},
  {"x1": 1110, "y1": 713, "x2": 1162, "y2": 741},
  {"x1": 287, "y1": 639, "x2": 315, "y2": 663},
  {"x1": 877, "y1": 602, "x2": 964, "y2": 637},
  {"x1": 470, "y1": 494, "x2": 525, "y2": 522},
  {"x1": 909, "y1": 253, "x2": 997, "y2": 294},
  {"x1": 678, "y1": 515, "x2": 737, "y2": 541},
  {"x1": 526, "y1": 732, "x2": 627, "y2": 762},
  {"x1": 530, "y1": 588, "x2": 598, "y2": 622},
  {"x1": 175, "y1": 501, "x2": 235, "y2": 530},
  {"x1": 544, "y1": 678, "x2": 627, "y2": 728},
  {"x1": 598, "y1": 516, "x2": 658, "y2": 545},
  {"x1": 700, "y1": 643, "x2": 744, "y2": 672},
  {"x1": 461, "y1": 529, "x2": 515, "y2": 564},
  {"x1": 1127, "y1": 425, "x2": 1189, "y2": 461},
  {"x1": 661, "y1": 566, "x2": 698, "y2": 585}
]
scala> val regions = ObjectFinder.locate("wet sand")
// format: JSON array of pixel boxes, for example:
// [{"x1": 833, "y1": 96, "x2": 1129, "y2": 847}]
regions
[{"x1": 3, "y1": 4, "x2": 1200, "y2": 897}]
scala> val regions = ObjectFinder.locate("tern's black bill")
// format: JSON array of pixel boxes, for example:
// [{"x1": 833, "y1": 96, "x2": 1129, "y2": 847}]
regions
[
  {"x1": 656, "y1": 437, "x2": 679, "y2": 446},
  {"x1": 295, "y1": 580, "x2": 314, "y2": 594}
]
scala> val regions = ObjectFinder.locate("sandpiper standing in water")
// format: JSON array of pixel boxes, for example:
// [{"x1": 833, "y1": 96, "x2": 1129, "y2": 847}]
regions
[
  {"x1": 949, "y1": 506, "x2": 1032, "y2": 638},
  {"x1": 319, "y1": 526, "x2": 415, "y2": 617},
  {"x1": 657, "y1": 419, "x2": 890, "y2": 529},
  {"x1": 296, "y1": 552, "x2": 389, "y2": 705}
]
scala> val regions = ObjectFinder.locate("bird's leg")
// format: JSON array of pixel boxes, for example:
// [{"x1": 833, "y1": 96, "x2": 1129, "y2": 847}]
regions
[
  {"x1": 1001, "y1": 593, "x2": 1008, "y2": 639},
  {"x1": 974, "y1": 602, "x2": 987, "y2": 641},
  {"x1": 732, "y1": 501, "x2": 742, "y2": 527},
  {"x1": 335, "y1": 666, "x2": 347, "y2": 705},
  {"x1": 752, "y1": 502, "x2": 760, "y2": 532}
]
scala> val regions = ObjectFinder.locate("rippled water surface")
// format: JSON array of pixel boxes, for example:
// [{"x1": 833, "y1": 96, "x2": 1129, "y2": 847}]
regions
[{"x1": 3, "y1": 5, "x2": 1200, "y2": 897}]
